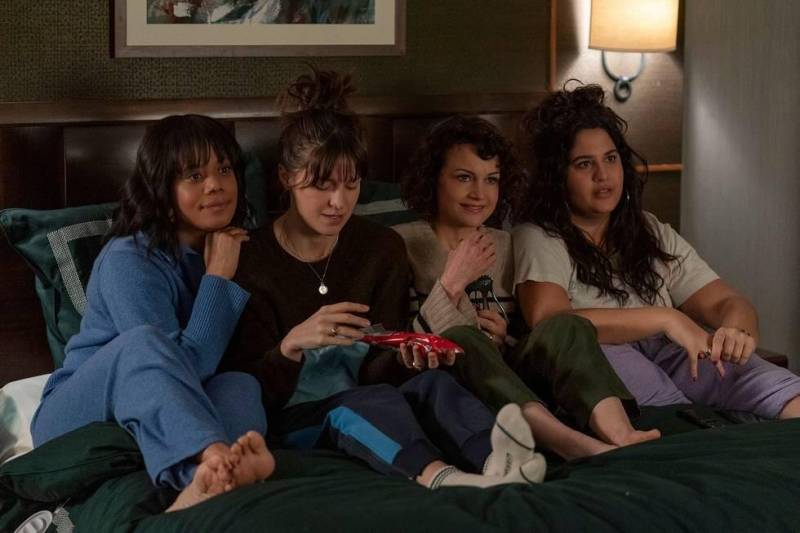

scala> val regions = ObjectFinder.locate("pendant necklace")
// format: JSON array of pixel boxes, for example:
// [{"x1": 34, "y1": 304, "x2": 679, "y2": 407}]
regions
[
  {"x1": 281, "y1": 219, "x2": 338, "y2": 295},
  {"x1": 307, "y1": 245, "x2": 336, "y2": 295}
]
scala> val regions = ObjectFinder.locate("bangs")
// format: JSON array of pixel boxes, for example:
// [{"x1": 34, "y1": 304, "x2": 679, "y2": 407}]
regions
[
  {"x1": 159, "y1": 115, "x2": 242, "y2": 177},
  {"x1": 301, "y1": 137, "x2": 367, "y2": 187}
]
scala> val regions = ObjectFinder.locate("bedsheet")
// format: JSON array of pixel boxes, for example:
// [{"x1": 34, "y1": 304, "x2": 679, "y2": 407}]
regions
[
  {"x1": 2, "y1": 410, "x2": 799, "y2": 533},
  {"x1": 0, "y1": 374, "x2": 48, "y2": 464}
]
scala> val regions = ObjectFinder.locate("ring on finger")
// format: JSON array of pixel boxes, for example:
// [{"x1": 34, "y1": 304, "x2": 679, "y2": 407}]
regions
[{"x1": 329, "y1": 326, "x2": 338, "y2": 337}]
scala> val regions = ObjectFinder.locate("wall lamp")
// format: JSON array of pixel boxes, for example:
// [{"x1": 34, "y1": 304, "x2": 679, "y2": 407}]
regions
[{"x1": 589, "y1": 0, "x2": 679, "y2": 102}]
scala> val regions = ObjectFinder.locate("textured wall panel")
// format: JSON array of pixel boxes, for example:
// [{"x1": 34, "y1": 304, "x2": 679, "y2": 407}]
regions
[
  {"x1": 683, "y1": 0, "x2": 800, "y2": 368},
  {"x1": 0, "y1": 0, "x2": 549, "y2": 102}
]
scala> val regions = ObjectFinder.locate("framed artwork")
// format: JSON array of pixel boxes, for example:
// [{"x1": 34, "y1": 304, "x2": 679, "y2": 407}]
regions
[{"x1": 113, "y1": 0, "x2": 406, "y2": 57}]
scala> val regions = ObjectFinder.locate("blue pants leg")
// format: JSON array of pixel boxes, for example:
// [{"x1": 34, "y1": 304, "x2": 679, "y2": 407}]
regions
[
  {"x1": 31, "y1": 325, "x2": 266, "y2": 490},
  {"x1": 278, "y1": 370, "x2": 493, "y2": 478},
  {"x1": 204, "y1": 371, "x2": 267, "y2": 440},
  {"x1": 399, "y1": 370, "x2": 493, "y2": 472},
  {"x1": 278, "y1": 383, "x2": 442, "y2": 478},
  {"x1": 166, "y1": 371, "x2": 268, "y2": 488}
]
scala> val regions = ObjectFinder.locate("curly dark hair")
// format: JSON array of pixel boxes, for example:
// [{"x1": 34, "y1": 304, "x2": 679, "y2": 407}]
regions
[
  {"x1": 400, "y1": 115, "x2": 526, "y2": 227},
  {"x1": 109, "y1": 114, "x2": 248, "y2": 256},
  {"x1": 277, "y1": 66, "x2": 367, "y2": 189},
  {"x1": 515, "y1": 83, "x2": 677, "y2": 305}
]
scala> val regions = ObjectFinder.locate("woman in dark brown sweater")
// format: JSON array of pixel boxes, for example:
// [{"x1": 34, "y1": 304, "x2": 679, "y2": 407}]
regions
[{"x1": 222, "y1": 68, "x2": 546, "y2": 489}]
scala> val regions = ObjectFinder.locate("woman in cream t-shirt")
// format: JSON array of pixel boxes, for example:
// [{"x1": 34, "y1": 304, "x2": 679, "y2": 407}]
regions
[{"x1": 513, "y1": 84, "x2": 800, "y2": 419}]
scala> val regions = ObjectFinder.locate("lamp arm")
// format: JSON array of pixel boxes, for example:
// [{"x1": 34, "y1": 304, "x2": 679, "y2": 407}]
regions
[{"x1": 601, "y1": 51, "x2": 645, "y2": 102}]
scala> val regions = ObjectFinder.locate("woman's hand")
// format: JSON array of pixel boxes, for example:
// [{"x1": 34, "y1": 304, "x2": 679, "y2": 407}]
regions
[
  {"x1": 280, "y1": 302, "x2": 370, "y2": 362},
  {"x1": 439, "y1": 230, "x2": 496, "y2": 301},
  {"x1": 397, "y1": 343, "x2": 459, "y2": 371},
  {"x1": 663, "y1": 308, "x2": 720, "y2": 381},
  {"x1": 204, "y1": 227, "x2": 250, "y2": 280},
  {"x1": 710, "y1": 327, "x2": 757, "y2": 367},
  {"x1": 477, "y1": 309, "x2": 507, "y2": 347}
]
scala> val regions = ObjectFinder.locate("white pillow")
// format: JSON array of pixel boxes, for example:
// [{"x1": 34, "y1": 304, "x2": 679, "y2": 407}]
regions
[{"x1": 0, "y1": 374, "x2": 49, "y2": 464}]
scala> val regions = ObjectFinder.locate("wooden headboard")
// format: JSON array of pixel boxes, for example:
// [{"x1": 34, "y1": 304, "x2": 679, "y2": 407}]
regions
[{"x1": 0, "y1": 93, "x2": 559, "y2": 386}]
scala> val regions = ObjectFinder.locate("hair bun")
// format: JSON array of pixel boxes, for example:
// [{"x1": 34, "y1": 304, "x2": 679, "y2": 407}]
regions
[{"x1": 279, "y1": 66, "x2": 355, "y2": 114}]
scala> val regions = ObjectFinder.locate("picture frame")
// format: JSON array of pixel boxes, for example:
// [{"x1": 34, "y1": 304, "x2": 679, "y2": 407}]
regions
[{"x1": 113, "y1": 0, "x2": 406, "y2": 57}]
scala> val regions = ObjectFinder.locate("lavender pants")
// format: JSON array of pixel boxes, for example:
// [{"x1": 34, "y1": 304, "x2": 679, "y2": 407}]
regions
[{"x1": 602, "y1": 335, "x2": 800, "y2": 418}]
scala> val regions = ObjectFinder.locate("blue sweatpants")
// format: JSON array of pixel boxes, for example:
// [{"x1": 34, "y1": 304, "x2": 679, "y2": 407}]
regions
[
  {"x1": 31, "y1": 325, "x2": 267, "y2": 490},
  {"x1": 276, "y1": 370, "x2": 494, "y2": 479}
]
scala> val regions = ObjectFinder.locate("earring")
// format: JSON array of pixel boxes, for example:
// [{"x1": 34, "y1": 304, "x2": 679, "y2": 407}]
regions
[{"x1": 625, "y1": 190, "x2": 631, "y2": 203}]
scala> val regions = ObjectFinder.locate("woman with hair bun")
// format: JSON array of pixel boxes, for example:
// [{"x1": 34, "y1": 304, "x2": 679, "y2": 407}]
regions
[
  {"x1": 514, "y1": 84, "x2": 800, "y2": 419},
  {"x1": 223, "y1": 67, "x2": 547, "y2": 489}
]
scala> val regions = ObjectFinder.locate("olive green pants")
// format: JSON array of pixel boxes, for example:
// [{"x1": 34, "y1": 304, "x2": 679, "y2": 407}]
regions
[{"x1": 441, "y1": 314, "x2": 636, "y2": 428}]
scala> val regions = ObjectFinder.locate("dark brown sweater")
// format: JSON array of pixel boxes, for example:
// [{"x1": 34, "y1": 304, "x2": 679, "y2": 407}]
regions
[{"x1": 221, "y1": 215, "x2": 414, "y2": 415}]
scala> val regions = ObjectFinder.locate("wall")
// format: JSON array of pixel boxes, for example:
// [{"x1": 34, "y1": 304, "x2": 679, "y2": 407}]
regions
[
  {"x1": 0, "y1": 0, "x2": 549, "y2": 100},
  {"x1": 682, "y1": 1, "x2": 800, "y2": 368},
  {"x1": 555, "y1": 0, "x2": 684, "y2": 229}
]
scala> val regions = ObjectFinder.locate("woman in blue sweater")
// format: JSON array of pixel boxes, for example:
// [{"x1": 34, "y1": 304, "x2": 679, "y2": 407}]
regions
[{"x1": 30, "y1": 115, "x2": 275, "y2": 511}]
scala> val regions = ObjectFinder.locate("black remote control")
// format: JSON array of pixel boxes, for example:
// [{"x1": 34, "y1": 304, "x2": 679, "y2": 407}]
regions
[{"x1": 676, "y1": 408, "x2": 727, "y2": 429}]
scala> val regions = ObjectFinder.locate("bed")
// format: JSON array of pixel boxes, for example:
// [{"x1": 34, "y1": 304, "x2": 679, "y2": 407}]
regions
[{"x1": 1, "y1": 95, "x2": 798, "y2": 533}]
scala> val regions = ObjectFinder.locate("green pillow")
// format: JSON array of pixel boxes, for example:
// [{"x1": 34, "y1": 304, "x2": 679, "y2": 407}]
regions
[
  {"x1": 0, "y1": 154, "x2": 270, "y2": 368},
  {"x1": 355, "y1": 180, "x2": 419, "y2": 226},
  {"x1": 0, "y1": 203, "x2": 115, "y2": 368}
]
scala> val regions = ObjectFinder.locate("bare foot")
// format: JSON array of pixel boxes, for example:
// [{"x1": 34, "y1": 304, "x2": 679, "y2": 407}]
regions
[
  {"x1": 230, "y1": 431, "x2": 276, "y2": 486},
  {"x1": 615, "y1": 428, "x2": 661, "y2": 447},
  {"x1": 166, "y1": 454, "x2": 232, "y2": 512},
  {"x1": 580, "y1": 440, "x2": 617, "y2": 457},
  {"x1": 588, "y1": 397, "x2": 661, "y2": 448}
]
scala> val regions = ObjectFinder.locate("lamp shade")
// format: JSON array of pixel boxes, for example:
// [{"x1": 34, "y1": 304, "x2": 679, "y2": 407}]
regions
[{"x1": 589, "y1": 0, "x2": 679, "y2": 52}]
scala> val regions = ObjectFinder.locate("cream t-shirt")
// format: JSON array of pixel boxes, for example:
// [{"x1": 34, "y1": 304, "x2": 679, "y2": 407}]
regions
[{"x1": 512, "y1": 213, "x2": 719, "y2": 309}]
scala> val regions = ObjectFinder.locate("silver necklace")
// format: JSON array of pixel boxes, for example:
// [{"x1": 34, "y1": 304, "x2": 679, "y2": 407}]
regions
[{"x1": 281, "y1": 219, "x2": 338, "y2": 295}]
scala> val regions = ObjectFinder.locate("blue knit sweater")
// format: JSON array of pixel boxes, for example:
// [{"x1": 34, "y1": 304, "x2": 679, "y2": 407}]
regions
[{"x1": 44, "y1": 232, "x2": 250, "y2": 396}]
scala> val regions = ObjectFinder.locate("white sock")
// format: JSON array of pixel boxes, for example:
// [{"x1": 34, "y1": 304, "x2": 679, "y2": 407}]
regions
[
  {"x1": 483, "y1": 403, "x2": 546, "y2": 484},
  {"x1": 428, "y1": 404, "x2": 547, "y2": 489}
]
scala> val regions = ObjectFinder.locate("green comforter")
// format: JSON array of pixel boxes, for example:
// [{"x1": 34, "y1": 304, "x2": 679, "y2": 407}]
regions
[{"x1": 2, "y1": 410, "x2": 799, "y2": 532}]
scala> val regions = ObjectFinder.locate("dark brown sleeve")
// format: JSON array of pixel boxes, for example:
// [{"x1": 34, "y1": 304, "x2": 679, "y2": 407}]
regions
[
  {"x1": 359, "y1": 230, "x2": 415, "y2": 385},
  {"x1": 369, "y1": 230, "x2": 410, "y2": 331}
]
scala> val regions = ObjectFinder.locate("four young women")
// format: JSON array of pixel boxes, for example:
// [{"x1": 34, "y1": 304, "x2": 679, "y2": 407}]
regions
[{"x1": 31, "y1": 71, "x2": 799, "y2": 511}]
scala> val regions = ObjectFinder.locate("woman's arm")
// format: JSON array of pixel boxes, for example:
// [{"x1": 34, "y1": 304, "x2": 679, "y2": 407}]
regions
[
  {"x1": 517, "y1": 280, "x2": 678, "y2": 343},
  {"x1": 100, "y1": 249, "x2": 249, "y2": 382},
  {"x1": 517, "y1": 279, "x2": 715, "y2": 379},
  {"x1": 678, "y1": 279, "x2": 759, "y2": 364}
]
